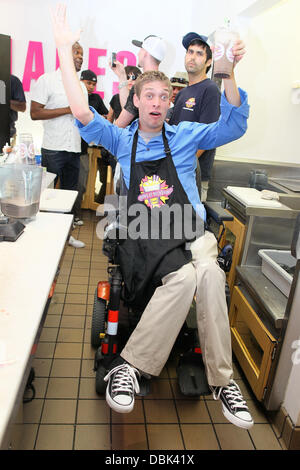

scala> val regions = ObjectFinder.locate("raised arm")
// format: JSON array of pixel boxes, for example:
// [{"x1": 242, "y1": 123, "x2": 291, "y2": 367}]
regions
[
  {"x1": 50, "y1": 3, "x2": 93, "y2": 125},
  {"x1": 222, "y1": 39, "x2": 246, "y2": 107},
  {"x1": 110, "y1": 61, "x2": 129, "y2": 108}
]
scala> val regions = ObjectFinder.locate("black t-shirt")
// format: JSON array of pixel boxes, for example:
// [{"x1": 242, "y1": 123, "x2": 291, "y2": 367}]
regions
[
  {"x1": 10, "y1": 75, "x2": 26, "y2": 137},
  {"x1": 109, "y1": 93, "x2": 122, "y2": 120},
  {"x1": 169, "y1": 79, "x2": 221, "y2": 180},
  {"x1": 82, "y1": 93, "x2": 108, "y2": 153},
  {"x1": 89, "y1": 93, "x2": 108, "y2": 116}
]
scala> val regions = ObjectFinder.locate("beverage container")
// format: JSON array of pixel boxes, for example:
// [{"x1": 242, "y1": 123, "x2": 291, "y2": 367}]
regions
[
  {"x1": 213, "y1": 25, "x2": 238, "y2": 79},
  {"x1": 249, "y1": 170, "x2": 268, "y2": 191},
  {"x1": 35, "y1": 154, "x2": 42, "y2": 166},
  {"x1": 19, "y1": 133, "x2": 36, "y2": 165},
  {"x1": 0, "y1": 164, "x2": 43, "y2": 219}
]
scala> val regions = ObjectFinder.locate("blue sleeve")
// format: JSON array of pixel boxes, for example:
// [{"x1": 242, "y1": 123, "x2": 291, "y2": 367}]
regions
[
  {"x1": 178, "y1": 88, "x2": 249, "y2": 150},
  {"x1": 76, "y1": 106, "x2": 125, "y2": 157}
]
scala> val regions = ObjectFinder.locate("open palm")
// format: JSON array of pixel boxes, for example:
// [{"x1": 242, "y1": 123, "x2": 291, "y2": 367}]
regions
[{"x1": 50, "y1": 3, "x2": 81, "y2": 48}]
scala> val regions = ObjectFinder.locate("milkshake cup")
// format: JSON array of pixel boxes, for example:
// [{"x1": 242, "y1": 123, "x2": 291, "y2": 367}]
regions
[{"x1": 213, "y1": 27, "x2": 238, "y2": 79}]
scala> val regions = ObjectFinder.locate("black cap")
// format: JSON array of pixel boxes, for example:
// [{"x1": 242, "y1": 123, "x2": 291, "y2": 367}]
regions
[
  {"x1": 182, "y1": 32, "x2": 209, "y2": 50},
  {"x1": 80, "y1": 69, "x2": 97, "y2": 82}
]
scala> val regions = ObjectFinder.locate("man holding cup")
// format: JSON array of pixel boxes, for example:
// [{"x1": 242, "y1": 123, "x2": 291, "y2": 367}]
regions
[{"x1": 169, "y1": 32, "x2": 239, "y2": 202}]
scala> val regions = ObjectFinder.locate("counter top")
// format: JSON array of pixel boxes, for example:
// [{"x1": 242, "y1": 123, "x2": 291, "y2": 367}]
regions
[
  {"x1": 40, "y1": 188, "x2": 78, "y2": 213},
  {"x1": 0, "y1": 212, "x2": 73, "y2": 448},
  {"x1": 223, "y1": 187, "x2": 299, "y2": 219}
]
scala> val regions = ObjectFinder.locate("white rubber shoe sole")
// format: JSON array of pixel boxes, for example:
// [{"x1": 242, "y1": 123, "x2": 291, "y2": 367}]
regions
[{"x1": 105, "y1": 387, "x2": 134, "y2": 414}]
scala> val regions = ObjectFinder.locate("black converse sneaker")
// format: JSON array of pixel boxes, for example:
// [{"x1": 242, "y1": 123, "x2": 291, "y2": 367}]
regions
[
  {"x1": 210, "y1": 379, "x2": 254, "y2": 429},
  {"x1": 104, "y1": 362, "x2": 140, "y2": 413}
]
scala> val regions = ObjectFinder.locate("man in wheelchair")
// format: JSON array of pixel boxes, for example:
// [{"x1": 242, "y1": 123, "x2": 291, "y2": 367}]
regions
[{"x1": 51, "y1": 5, "x2": 253, "y2": 429}]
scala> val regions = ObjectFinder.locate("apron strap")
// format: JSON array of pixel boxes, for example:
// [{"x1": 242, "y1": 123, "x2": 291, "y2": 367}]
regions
[
  {"x1": 129, "y1": 125, "x2": 172, "y2": 189},
  {"x1": 161, "y1": 125, "x2": 172, "y2": 158}
]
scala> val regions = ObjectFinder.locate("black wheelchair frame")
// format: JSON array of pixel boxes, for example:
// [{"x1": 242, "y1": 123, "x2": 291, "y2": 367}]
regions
[{"x1": 91, "y1": 201, "x2": 233, "y2": 396}]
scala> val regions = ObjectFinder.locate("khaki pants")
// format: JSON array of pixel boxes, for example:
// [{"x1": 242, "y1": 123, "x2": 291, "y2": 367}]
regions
[{"x1": 121, "y1": 231, "x2": 233, "y2": 386}]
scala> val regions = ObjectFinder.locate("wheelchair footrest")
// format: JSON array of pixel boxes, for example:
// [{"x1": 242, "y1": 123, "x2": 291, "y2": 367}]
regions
[
  {"x1": 176, "y1": 352, "x2": 211, "y2": 396},
  {"x1": 136, "y1": 376, "x2": 151, "y2": 397}
]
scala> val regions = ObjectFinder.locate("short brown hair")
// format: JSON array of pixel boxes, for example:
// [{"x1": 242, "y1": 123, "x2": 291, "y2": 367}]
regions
[{"x1": 134, "y1": 71, "x2": 173, "y2": 98}]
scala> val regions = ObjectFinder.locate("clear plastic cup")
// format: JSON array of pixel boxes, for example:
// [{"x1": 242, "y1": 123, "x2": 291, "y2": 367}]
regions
[
  {"x1": 19, "y1": 133, "x2": 36, "y2": 165},
  {"x1": 213, "y1": 27, "x2": 239, "y2": 79}
]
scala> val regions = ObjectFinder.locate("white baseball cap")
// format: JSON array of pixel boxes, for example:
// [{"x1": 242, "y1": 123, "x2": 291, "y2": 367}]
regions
[{"x1": 132, "y1": 35, "x2": 166, "y2": 62}]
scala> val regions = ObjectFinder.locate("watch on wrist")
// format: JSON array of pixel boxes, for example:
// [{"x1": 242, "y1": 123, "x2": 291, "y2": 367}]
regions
[{"x1": 118, "y1": 80, "x2": 128, "y2": 90}]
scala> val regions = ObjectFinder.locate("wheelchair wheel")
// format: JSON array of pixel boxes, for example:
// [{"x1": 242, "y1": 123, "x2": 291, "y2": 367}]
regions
[
  {"x1": 95, "y1": 365, "x2": 107, "y2": 395},
  {"x1": 91, "y1": 289, "x2": 106, "y2": 349}
]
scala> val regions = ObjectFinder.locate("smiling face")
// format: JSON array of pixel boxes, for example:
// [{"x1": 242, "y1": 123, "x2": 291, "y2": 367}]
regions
[
  {"x1": 133, "y1": 80, "x2": 171, "y2": 133},
  {"x1": 72, "y1": 43, "x2": 83, "y2": 72}
]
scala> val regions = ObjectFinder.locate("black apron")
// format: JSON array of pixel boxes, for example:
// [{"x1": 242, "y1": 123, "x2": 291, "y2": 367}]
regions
[{"x1": 118, "y1": 125, "x2": 204, "y2": 311}]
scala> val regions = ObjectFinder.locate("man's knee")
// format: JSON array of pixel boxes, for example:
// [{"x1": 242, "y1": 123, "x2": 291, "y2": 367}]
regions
[{"x1": 162, "y1": 262, "x2": 196, "y2": 294}]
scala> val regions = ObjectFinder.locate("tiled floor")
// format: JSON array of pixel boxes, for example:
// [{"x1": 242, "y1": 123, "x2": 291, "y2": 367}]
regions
[{"x1": 20, "y1": 210, "x2": 285, "y2": 450}]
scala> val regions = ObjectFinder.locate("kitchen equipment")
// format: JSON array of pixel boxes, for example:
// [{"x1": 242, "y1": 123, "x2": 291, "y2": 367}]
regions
[
  {"x1": 249, "y1": 169, "x2": 268, "y2": 191},
  {"x1": 259, "y1": 249, "x2": 295, "y2": 297},
  {"x1": 0, "y1": 164, "x2": 43, "y2": 219},
  {"x1": 0, "y1": 216, "x2": 25, "y2": 241},
  {"x1": 225, "y1": 186, "x2": 284, "y2": 208},
  {"x1": 271, "y1": 179, "x2": 300, "y2": 193}
]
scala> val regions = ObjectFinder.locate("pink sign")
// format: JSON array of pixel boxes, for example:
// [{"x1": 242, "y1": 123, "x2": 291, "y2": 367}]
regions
[{"x1": 18, "y1": 39, "x2": 137, "y2": 100}]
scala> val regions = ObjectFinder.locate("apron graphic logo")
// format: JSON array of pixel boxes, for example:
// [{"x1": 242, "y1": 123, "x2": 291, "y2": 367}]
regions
[
  {"x1": 138, "y1": 175, "x2": 173, "y2": 209},
  {"x1": 185, "y1": 97, "x2": 196, "y2": 109}
]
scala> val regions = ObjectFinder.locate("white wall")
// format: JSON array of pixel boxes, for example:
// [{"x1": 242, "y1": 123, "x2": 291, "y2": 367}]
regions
[{"x1": 218, "y1": 0, "x2": 300, "y2": 165}]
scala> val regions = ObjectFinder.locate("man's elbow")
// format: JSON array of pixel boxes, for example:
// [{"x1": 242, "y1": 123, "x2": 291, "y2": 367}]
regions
[
  {"x1": 30, "y1": 110, "x2": 39, "y2": 120},
  {"x1": 73, "y1": 108, "x2": 93, "y2": 127}
]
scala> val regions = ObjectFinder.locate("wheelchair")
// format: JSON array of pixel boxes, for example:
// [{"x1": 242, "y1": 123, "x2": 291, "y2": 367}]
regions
[{"x1": 91, "y1": 195, "x2": 233, "y2": 397}]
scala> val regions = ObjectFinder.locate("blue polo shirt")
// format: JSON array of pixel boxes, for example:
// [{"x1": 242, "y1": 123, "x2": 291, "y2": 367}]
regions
[{"x1": 76, "y1": 88, "x2": 249, "y2": 222}]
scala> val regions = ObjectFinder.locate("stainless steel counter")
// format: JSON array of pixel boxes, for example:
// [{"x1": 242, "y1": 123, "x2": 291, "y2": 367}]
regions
[{"x1": 222, "y1": 188, "x2": 299, "y2": 220}]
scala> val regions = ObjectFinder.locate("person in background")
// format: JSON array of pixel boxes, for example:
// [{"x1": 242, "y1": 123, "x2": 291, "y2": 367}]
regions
[
  {"x1": 169, "y1": 33, "x2": 221, "y2": 202},
  {"x1": 166, "y1": 71, "x2": 188, "y2": 121},
  {"x1": 73, "y1": 69, "x2": 108, "y2": 225},
  {"x1": 107, "y1": 65, "x2": 142, "y2": 123},
  {"x1": 10, "y1": 75, "x2": 26, "y2": 146},
  {"x1": 110, "y1": 35, "x2": 166, "y2": 128},
  {"x1": 30, "y1": 41, "x2": 86, "y2": 248}
]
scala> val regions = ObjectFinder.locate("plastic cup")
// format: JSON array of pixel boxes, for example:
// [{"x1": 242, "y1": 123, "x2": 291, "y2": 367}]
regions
[
  {"x1": 19, "y1": 133, "x2": 35, "y2": 165},
  {"x1": 213, "y1": 28, "x2": 239, "y2": 79}
]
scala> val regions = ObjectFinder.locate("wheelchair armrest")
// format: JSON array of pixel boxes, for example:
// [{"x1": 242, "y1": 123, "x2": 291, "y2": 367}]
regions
[{"x1": 204, "y1": 201, "x2": 233, "y2": 224}]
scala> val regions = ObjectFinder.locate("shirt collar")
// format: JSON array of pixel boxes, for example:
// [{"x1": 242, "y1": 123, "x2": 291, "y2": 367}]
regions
[{"x1": 128, "y1": 119, "x2": 176, "y2": 136}]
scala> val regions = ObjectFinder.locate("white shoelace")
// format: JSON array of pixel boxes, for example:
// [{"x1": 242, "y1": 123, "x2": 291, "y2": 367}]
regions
[
  {"x1": 104, "y1": 364, "x2": 140, "y2": 395},
  {"x1": 212, "y1": 380, "x2": 248, "y2": 410}
]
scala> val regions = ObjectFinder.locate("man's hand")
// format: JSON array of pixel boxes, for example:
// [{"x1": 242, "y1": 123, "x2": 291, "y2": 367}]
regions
[
  {"x1": 109, "y1": 60, "x2": 127, "y2": 82},
  {"x1": 232, "y1": 39, "x2": 246, "y2": 66},
  {"x1": 50, "y1": 3, "x2": 81, "y2": 49}
]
